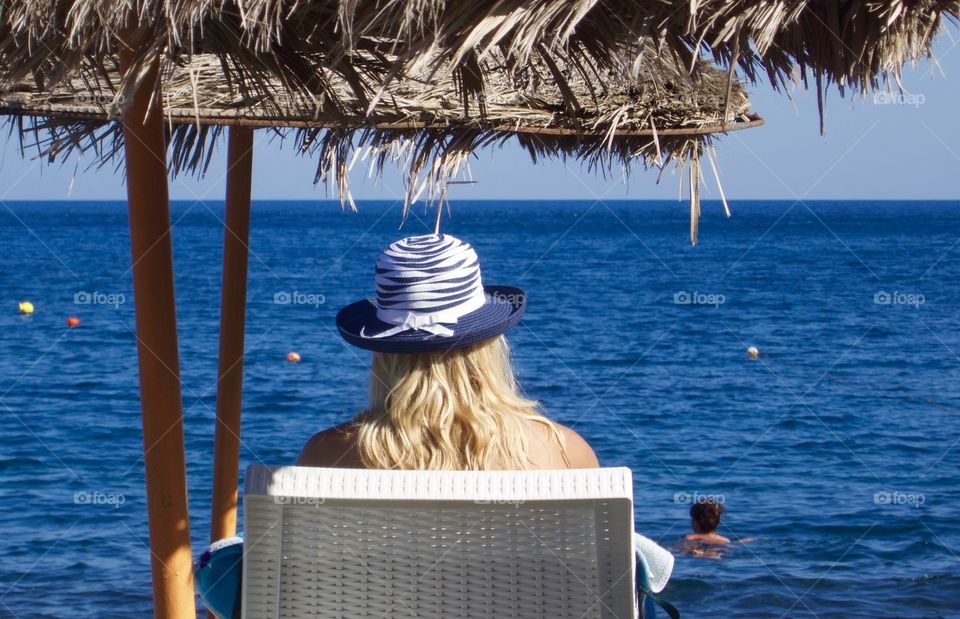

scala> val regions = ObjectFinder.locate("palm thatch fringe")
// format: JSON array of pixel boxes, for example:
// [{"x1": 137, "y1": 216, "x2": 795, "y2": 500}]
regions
[
  {"x1": 6, "y1": 113, "x2": 757, "y2": 239},
  {"x1": 1, "y1": 48, "x2": 759, "y2": 243}
]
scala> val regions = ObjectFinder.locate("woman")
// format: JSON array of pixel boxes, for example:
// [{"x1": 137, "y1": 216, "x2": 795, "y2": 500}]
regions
[
  {"x1": 197, "y1": 234, "x2": 671, "y2": 619},
  {"x1": 678, "y1": 499, "x2": 752, "y2": 560},
  {"x1": 298, "y1": 233, "x2": 597, "y2": 470},
  {"x1": 683, "y1": 499, "x2": 730, "y2": 545}
]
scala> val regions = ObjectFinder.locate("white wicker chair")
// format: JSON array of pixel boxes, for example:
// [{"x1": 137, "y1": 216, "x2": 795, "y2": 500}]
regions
[{"x1": 242, "y1": 465, "x2": 639, "y2": 618}]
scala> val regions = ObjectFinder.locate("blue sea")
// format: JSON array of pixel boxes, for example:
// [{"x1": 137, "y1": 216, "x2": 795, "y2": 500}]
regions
[{"x1": 1, "y1": 199, "x2": 958, "y2": 618}]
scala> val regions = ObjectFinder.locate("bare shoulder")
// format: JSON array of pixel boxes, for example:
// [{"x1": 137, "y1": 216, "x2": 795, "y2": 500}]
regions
[
  {"x1": 556, "y1": 423, "x2": 600, "y2": 468},
  {"x1": 296, "y1": 421, "x2": 361, "y2": 468}
]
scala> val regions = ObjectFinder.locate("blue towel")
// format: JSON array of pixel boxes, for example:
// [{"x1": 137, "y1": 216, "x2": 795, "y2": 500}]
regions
[
  {"x1": 195, "y1": 536, "x2": 243, "y2": 619},
  {"x1": 635, "y1": 550, "x2": 659, "y2": 618}
]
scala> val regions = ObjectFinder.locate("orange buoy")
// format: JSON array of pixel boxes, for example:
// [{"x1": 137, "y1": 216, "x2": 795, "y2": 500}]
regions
[
  {"x1": 67, "y1": 316, "x2": 80, "y2": 327},
  {"x1": 286, "y1": 351, "x2": 301, "y2": 363}
]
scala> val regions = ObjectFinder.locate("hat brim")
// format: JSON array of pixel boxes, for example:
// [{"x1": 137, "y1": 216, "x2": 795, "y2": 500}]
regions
[{"x1": 336, "y1": 285, "x2": 526, "y2": 353}]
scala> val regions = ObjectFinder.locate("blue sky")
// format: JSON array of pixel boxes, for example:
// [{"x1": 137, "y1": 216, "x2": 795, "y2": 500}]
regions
[{"x1": 2, "y1": 32, "x2": 959, "y2": 201}]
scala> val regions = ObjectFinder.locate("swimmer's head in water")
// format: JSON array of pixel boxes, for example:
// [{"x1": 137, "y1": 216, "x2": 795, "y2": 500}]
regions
[{"x1": 690, "y1": 499, "x2": 725, "y2": 534}]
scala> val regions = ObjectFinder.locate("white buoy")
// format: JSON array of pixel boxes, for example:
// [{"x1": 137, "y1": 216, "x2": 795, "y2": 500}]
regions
[{"x1": 747, "y1": 346, "x2": 760, "y2": 360}]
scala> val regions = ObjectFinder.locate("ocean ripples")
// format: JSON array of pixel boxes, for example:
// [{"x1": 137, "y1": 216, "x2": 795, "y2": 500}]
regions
[{"x1": 1, "y1": 200, "x2": 958, "y2": 616}]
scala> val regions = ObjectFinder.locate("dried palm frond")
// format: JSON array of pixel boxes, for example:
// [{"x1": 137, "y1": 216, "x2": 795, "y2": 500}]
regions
[{"x1": 1, "y1": 1, "x2": 952, "y2": 126}]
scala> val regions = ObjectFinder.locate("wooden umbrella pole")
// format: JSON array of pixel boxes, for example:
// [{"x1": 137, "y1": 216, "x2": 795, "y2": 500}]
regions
[
  {"x1": 210, "y1": 126, "x2": 253, "y2": 542},
  {"x1": 119, "y1": 42, "x2": 197, "y2": 619}
]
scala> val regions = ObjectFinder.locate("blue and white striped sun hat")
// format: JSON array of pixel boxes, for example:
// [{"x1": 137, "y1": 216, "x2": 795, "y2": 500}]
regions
[{"x1": 336, "y1": 234, "x2": 526, "y2": 353}]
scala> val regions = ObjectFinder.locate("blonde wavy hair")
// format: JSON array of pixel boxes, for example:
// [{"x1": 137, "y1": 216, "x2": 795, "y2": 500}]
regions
[{"x1": 351, "y1": 335, "x2": 566, "y2": 470}]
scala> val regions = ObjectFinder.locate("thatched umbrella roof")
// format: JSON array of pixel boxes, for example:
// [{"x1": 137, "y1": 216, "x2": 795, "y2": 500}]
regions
[
  {"x1": 0, "y1": 47, "x2": 759, "y2": 211},
  {"x1": 1, "y1": 0, "x2": 956, "y2": 238},
  {"x1": 3, "y1": 1, "x2": 955, "y2": 107}
]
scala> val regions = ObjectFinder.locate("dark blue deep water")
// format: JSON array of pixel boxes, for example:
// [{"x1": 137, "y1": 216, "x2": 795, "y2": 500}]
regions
[{"x1": 1, "y1": 199, "x2": 958, "y2": 618}]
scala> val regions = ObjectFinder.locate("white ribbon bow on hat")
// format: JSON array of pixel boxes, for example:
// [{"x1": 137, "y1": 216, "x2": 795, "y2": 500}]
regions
[{"x1": 360, "y1": 290, "x2": 487, "y2": 339}]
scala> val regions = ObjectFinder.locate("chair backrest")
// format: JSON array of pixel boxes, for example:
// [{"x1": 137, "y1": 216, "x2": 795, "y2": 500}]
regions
[{"x1": 242, "y1": 465, "x2": 636, "y2": 619}]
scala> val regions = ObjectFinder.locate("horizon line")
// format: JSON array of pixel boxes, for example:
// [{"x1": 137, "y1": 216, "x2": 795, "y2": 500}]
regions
[{"x1": 4, "y1": 197, "x2": 960, "y2": 203}]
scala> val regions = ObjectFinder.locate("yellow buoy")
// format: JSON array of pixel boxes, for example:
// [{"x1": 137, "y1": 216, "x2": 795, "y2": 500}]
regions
[
  {"x1": 747, "y1": 346, "x2": 760, "y2": 360},
  {"x1": 18, "y1": 301, "x2": 34, "y2": 314}
]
